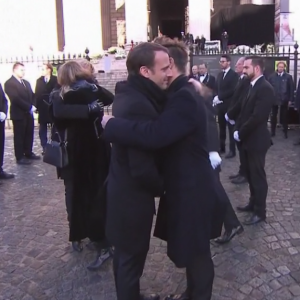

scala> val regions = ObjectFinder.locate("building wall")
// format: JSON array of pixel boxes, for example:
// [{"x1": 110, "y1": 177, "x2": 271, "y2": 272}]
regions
[{"x1": 110, "y1": 0, "x2": 126, "y2": 46}]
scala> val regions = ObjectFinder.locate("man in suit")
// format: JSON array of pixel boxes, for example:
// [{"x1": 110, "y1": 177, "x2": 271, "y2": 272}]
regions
[
  {"x1": 35, "y1": 63, "x2": 57, "y2": 154},
  {"x1": 199, "y1": 63, "x2": 216, "y2": 92},
  {"x1": 0, "y1": 84, "x2": 15, "y2": 180},
  {"x1": 105, "y1": 43, "x2": 171, "y2": 300},
  {"x1": 215, "y1": 54, "x2": 239, "y2": 158},
  {"x1": 189, "y1": 65, "x2": 200, "y2": 80},
  {"x1": 226, "y1": 57, "x2": 250, "y2": 185},
  {"x1": 268, "y1": 61, "x2": 294, "y2": 138},
  {"x1": 294, "y1": 78, "x2": 300, "y2": 145},
  {"x1": 4, "y1": 62, "x2": 40, "y2": 165},
  {"x1": 102, "y1": 39, "x2": 220, "y2": 300},
  {"x1": 234, "y1": 56, "x2": 274, "y2": 225}
]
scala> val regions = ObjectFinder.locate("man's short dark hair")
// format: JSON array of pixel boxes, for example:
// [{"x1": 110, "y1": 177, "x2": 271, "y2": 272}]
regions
[
  {"x1": 245, "y1": 56, "x2": 265, "y2": 71},
  {"x1": 126, "y1": 42, "x2": 169, "y2": 75},
  {"x1": 154, "y1": 39, "x2": 188, "y2": 74},
  {"x1": 13, "y1": 62, "x2": 24, "y2": 70},
  {"x1": 199, "y1": 63, "x2": 208, "y2": 68},
  {"x1": 220, "y1": 54, "x2": 231, "y2": 62}
]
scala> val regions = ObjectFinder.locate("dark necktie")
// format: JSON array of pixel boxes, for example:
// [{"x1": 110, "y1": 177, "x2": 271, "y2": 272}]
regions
[
  {"x1": 21, "y1": 80, "x2": 26, "y2": 88},
  {"x1": 247, "y1": 85, "x2": 253, "y2": 98}
]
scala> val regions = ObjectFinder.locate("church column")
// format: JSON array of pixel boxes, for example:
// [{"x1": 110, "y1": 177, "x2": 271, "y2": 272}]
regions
[
  {"x1": 188, "y1": 0, "x2": 211, "y2": 40},
  {"x1": 125, "y1": 0, "x2": 148, "y2": 43},
  {"x1": 55, "y1": 0, "x2": 65, "y2": 51},
  {"x1": 101, "y1": 0, "x2": 112, "y2": 50}
]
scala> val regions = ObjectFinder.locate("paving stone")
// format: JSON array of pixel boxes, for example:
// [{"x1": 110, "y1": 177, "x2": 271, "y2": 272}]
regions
[{"x1": 1, "y1": 129, "x2": 300, "y2": 299}]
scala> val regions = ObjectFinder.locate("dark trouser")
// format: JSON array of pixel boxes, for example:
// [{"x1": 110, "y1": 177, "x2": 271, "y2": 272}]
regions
[
  {"x1": 271, "y1": 103, "x2": 289, "y2": 134},
  {"x1": 39, "y1": 123, "x2": 50, "y2": 149},
  {"x1": 237, "y1": 142, "x2": 246, "y2": 177},
  {"x1": 12, "y1": 114, "x2": 34, "y2": 160},
  {"x1": 215, "y1": 170, "x2": 240, "y2": 232},
  {"x1": 113, "y1": 247, "x2": 148, "y2": 300},
  {"x1": 0, "y1": 122, "x2": 4, "y2": 171},
  {"x1": 218, "y1": 108, "x2": 236, "y2": 153},
  {"x1": 186, "y1": 252, "x2": 214, "y2": 300},
  {"x1": 64, "y1": 179, "x2": 73, "y2": 224},
  {"x1": 243, "y1": 149, "x2": 268, "y2": 218}
]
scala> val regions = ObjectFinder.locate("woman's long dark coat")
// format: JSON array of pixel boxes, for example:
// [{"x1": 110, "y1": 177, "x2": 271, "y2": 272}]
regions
[{"x1": 50, "y1": 82, "x2": 113, "y2": 242}]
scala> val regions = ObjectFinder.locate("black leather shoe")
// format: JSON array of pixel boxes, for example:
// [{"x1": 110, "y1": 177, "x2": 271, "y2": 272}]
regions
[
  {"x1": 215, "y1": 225, "x2": 244, "y2": 244},
  {"x1": 25, "y1": 153, "x2": 41, "y2": 160},
  {"x1": 140, "y1": 294, "x2": 160, "y2": 300},
  {"x1": 236, "y1": 204, "x2": 254, "y2": 212},
  {"x1": 72, "y1": 241, "x2": 83, "y2": 252},
  {"x1": 225, "y1": 151, "x2": 236, "y2": 159},
  {"x1": 229, "y1": 173, "x2": 240, "y2": 180},
  {"x1": 164, "y1": 292, "x2": 189, "y2": 300},
  {"x1": 17, "y1": 158, "x2": 31, "y2": 165},
  {"x1": 0, "y1": 171, "x2": 15, "y2": 179},
  {"x1": 231, "y1": 176, "x2": 247, "y2": 184},
  {"x1": 87, "y1": 248, "x2": 112, "y2": 271},
  {"x1": 243, "y1": 214, "x2": 266, "y2": 226}
]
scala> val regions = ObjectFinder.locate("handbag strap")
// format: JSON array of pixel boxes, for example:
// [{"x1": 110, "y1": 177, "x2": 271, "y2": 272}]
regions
[{"x1": 50, "y1": 124, "x2": 67, "y2": 144}]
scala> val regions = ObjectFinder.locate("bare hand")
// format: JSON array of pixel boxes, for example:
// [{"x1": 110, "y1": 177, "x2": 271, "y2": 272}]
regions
[
  {"x1": 188, "y1": 78, "x2": 212, "y2": 98},
  {"x1": 101, "y1": 115, "x2": 114, "y2": 128}
]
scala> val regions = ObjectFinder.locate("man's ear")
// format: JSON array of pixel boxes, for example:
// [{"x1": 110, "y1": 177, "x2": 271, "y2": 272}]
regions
[
  {"x1": 169, "y1": 57, "x2": 175, "y2": 69},
  {"x1": 140, "y1": 66, "x2": 150, "y2": 78}
]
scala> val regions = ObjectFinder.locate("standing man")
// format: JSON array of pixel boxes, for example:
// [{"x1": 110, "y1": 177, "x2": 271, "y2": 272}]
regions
[
  {"x1": 216, "y1": 55, "x2": 239, "y2": 157},
  {"x1": 0, "y1": 84, "x2": 14, "y2": 180},
  {"x1": 199, "y1": 63, "x2": 216, "y2": 92},
  {"x1": 189, "y1": 65, "x2": 200, "y2": 80},
  {"x1": 35, "y1": 63, "x2": 57, "y2": 154},
  {"x1": 4, "y1": 62, "x2": 40, "y2": 165},
  {"x1": 235, "y1": 56, "x2": 274, "y2": 225},
  {"x1": 268, "y1": 61, "x2": 294, "y2": 138},
  {"x1": 221, "y1": 31, "x2": 229, "y2": 51},
  {"x1": 105, "y1": 43, "x2": 171, "y2": 300},
  {"x1": 226, "y1": 57, "x2": 250, "y2": 185}
]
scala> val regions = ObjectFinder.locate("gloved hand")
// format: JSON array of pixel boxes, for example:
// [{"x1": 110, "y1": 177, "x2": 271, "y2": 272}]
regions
[
  {"x1": 30, "y1": 105, "x2": 37, "y2": 114},
  {"x1": 209, "y1": 151, "x2": 222, "y2": 169},
  {"x1": 233, "y1": 131, "x2": 240, "y2": 142},
  {"x1": 88, "y1": 100, "x2": 104, "y2": 115},
  {"x1": 0, "y1": 112, "x2": 6, "y2": 122},
  {"x1": 212, "y1": 96, "x2": 223, "y2": 106},
  {"x1": 225, "y1": 113, "x2": 235, "y2": 125}
]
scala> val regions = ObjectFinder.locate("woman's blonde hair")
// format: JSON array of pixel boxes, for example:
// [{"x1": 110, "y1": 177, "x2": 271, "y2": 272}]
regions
[
  {"x1": 57, "y1": 60, "x2": 92, "y2": 96},
  {"x1": 77, "y1": 59, "x2": 95, "y2": 74}
]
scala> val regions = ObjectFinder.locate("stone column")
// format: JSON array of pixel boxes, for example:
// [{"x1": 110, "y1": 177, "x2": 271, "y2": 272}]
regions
[
  {"x1": 125, "y1": 0, "x2": 148, "y2": 43},
  {"x1": 62, "y1": 0, "x2": 103, "y2": 53},
  {"x1": 101, "y1": 0, "x2": 112, "y2": 50},
  {"x1": 188, "y1": 0, "x2": 211, "y2": 39}
]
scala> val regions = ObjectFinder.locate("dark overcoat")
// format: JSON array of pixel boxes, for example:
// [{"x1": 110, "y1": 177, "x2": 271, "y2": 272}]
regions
[{"x1": 103, "y1": 76, "x2": 225, "y2": 267}]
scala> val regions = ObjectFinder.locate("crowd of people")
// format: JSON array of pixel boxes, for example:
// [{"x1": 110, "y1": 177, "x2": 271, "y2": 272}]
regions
[{"x1": 0, "y1": 36, "x2": 299, "y2": 300}]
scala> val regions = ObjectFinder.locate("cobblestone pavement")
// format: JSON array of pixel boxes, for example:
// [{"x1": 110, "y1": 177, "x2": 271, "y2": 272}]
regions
[{"x1": 1, "y1": 128, "x2": 300, "y2": 300}]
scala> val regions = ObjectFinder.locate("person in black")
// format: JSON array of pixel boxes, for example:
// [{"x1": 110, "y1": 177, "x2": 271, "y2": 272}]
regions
[
  {"x1": 200, "y1": 35, "x2": 206, "y2": 52},
  {"x1": 215, "y1": 55, "x2": 239, "y2": 158},
  {"x1": 226, "y1": 57, "x2": 250, "y2": 185},
  {"x1": 268, "y1": 61, "x2": 294, "y2": 138},
  {"x1": 35, "y1": 63, "x2": 57, "y2": 154},
  {"x1": 4, "y1": 62, "x2": 40, "y2": 165},
  {"x1": 294, "y1": 78, "x2": 300, "y2": 145},
  {"x1": 221, "y1": 31, "x2": 229, "y2": 51},
  {"x1": 234, "y1": 56, "x2": 274, "y2": 225},
  {"x1": 102, "y1": 39, "x2": 222, "y2": 300},
  {"x1": 199, "y1": 63, "x2": 216, "y2": 92},
  {"x1": 189, "y1": 65, "x2": 200, "y2": 80},
  {"x1": 0, "y1": 84, "x2": 14, "y2": 180}
]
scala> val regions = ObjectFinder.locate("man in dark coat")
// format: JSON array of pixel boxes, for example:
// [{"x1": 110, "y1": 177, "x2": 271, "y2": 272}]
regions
[
  {"x1": 35, "y1": 63, "x2": 57, "y2": 154},
  {"x1": 294, "y1": 78, "x2": 300, "y2": 145},
  {"x1": 0, "y1": 84, "x2": 14, "y2": 180},
  {"x1": 234, "y1": 56, "x2": 274, "y2": 225},
  {"x1": 105, "y1": 43, "x2": 171, "y2": 300},
  {"x1": 199, "y1": 63, "x2": 216, "y2": 93},
  {"x1": 102, "y1": 40, "x2": 221, "y2": 300},
  {"x1": 4, "y1": 62, "x2": 40, "y2": 165},
  {"x1": 215, "y1": 55, "x2": 239, "y2": 158}
]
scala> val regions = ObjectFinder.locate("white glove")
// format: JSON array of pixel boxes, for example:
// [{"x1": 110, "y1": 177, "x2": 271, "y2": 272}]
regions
[
  {"x1": 209, "y1": 151, "x2": 222, "y2": 169},
  {"x1": 101, "y1": 115, "x2": 114, "y2": 128},
  {"x1": 233, "y1": 131, "x2": 240, "y2": 142},
  {"x1": 0, "y1": 112, "x2": 6, "y2": 122},
  {"x1": 30, "y1": 105, "x2": 37, "y2": 114},
  {"x1": 225, "y1": 113, "x2": 235, "y2": 125},
  {"x1": 212, "y1": 96, "x2": 223, "y2": 106}
]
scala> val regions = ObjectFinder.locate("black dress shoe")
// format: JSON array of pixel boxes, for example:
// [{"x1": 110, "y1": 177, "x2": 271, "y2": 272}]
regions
[
  {"x1": 229, "y1": 173, "x2": 240, "y2": 180},
  {"x1": 243, "y1": 214, "x2": 266, "y2": 225},
  {"x1": 25, "y1": 153, "x2": 41, "y2": 160},
  {"x1": 164, "y1": 292, "x2": 189, "y2": 300},
  {"x1": 72, "y1": 241, "x2": 83, "y2": 252},
  {"x1": 225, "y1": 151, "x2": 236, "y2": 159},
  {"x1": 17, "y1": 158, "x2": 31, "y2": 165},
  {"x1": 0, "y1": 171, "x2": 15, "y2": 179},
  {"x1": 215, "y1": 225, "x2": 244, "y2": 244},
  {"x1": 140, "y1": 294, "x2": 160, "y2": 300},
  {"x1": 231, "y1": 176, "x2": 247, "y2": 184},
  {"x1": 236, "y1": 203, "x2": 254, "y2": 212},
  {"x1": 87, "y1": 248, "x2": 112, "y2": 271}
]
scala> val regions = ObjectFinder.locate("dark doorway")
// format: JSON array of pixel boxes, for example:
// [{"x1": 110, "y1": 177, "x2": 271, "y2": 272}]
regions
[{"x1": 160, "y1": 20, "x2": 183, "y2": 39}]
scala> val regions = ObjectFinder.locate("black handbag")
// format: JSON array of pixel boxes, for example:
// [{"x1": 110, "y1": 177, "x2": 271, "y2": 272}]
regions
[{"x1": 43, "y1": 128, "x2": 68, "y2": 168}]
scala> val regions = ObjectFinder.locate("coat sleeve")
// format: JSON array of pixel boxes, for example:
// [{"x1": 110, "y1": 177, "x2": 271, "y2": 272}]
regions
[
  {"x1": 238, "y1": 85, "x2": 274, "y2": 141},
  {"x1": 4, "y1": 81, "x2": 32, "y2": 112},
  {"x1": 0, "y1": 84, "x2": 8, "y2": 114},
  {"x1": 218, "y1": 72, "x2": 239, "y2": 100},
  {"x1": 295, "y1": 79, "x2": 300, "y2": 109},
  {"x1": 97, "y1": 86, "x2": 114, "y2": 106},
  {"x1": 288, "y1": 75, "x2": 294, "y2": 102},
  {"x1": 205, "y1": 102, "x2": 219, "y2": 152},
  {"x1": 103, "y1": 89, "x2": 198, "y2": 150}
]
